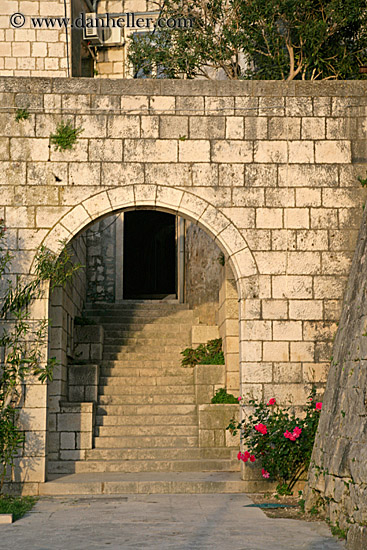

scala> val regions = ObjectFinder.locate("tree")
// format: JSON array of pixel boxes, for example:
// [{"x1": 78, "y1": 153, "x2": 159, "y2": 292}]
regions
[
  {"x1": 0, "y1": 219, "x2": 82, "y2": 491},
  {"x1": 128, "y1": 0, "x2": 367, "y2": 80}
]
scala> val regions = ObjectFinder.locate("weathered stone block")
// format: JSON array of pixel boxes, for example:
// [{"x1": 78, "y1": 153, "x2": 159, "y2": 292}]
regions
[
  {"x1": 212, "y1": 140, "x2": 252, "y2": 163},
  {"x1": 179, "y1": 140, "x2": 210, "y2": 162},
  {"x1": 124, "y1": 139, "x2": 177, "y2": 162},
  {"x1": 160, "y1": 116, "x2": 188, "y2": 138},
  {"x1": 195, "y1": 365, "x2": 225, "y2": 385}
]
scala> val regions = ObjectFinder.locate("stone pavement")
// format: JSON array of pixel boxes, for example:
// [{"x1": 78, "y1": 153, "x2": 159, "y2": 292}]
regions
[{"x1": 0, "y1": 494, "x2": 345, "y2": 550}]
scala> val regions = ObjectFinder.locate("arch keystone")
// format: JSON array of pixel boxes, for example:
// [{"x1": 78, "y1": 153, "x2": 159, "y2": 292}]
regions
[{"x1": 133, "y1": 184, "x2": 157, "y2": 205}]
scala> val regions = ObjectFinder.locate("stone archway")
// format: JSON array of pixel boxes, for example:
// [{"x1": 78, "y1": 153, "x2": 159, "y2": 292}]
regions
[{"x1": 34, "y1": 184, "x2": 259, "y2": 484}]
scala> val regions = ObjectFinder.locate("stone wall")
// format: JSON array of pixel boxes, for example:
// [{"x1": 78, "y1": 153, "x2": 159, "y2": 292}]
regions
[
  {"x1": 1, "y1": 77, "x2": 367, "y2": 491},
  {"x1": 185, "y1": 221, "x2": 222, "y2": 325},
  {"x1": 304, "y1": 206, "x2": 367, "y2": 549},
  {"x1": 85, "y1": 215, "x2": 117, "y2": 303},
  {"x1": 219, "y1": 264, "x2": 240, "y2": 394},
  {"x1": 47, "y1": 234, "x2": 87, "y2": 468}
]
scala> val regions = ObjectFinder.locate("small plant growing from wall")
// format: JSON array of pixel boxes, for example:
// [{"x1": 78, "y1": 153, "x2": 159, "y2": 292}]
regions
[
  {"x1": 0, "y1": 220, "x2": 82, "y2": 492},
  {"x1": 14, "y1": 108, "x2": 30, "y2": 123},
  {"x1": 211, "y1": 388, "x2": 238, "y2": 404},
  {"x1": 50, "y1": 120, "x2": 83, "y2": 151},
  {"x1": 181, "y1": 338, "x2": 224, "y2": 367}
]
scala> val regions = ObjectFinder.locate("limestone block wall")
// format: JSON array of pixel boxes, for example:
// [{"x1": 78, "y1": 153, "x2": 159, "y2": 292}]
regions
[
  {"x1": 47, "y1": 234, "x2": 87, "y2": 465},
  {"x1": 56, "y1": 401, "x2": 95, "y2": 462},
  {"x1": 73, "y1": 324, "x2": 104, "y2": 363},
  {"x1": 198, "y1": 404, "x2": 239, "y2": 452},
  {"x1": 68, "y1": 363, "x2": 100, "y2": 402},
  {"x1": 185, "y1": 221, "x2": 222, "y2": 325},
  {"x1": 85, "y1": 215, "x2": 117, "y2": 303},
  {"x1": 1, "y1": 77, "x2": 367, "y2": 491},
  {"x1": 304, "y1": 206, "x2": 367, "y2": 549},
  {"x1": 219, "y1": 264, "x2": 240, "y2": 394}
]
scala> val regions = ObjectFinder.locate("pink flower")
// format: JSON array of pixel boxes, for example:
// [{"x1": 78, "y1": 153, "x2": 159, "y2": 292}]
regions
[
  {"x1": 250, "y1": 455, "x2": 256, "y2": 463},
  {"x1": 262, "y1": 468, "x2": 270, "y2": 479},
  {"x1": 284, "y1": 430, "x2": 296, "y2": 441},
  {"x1": 267, "y1": 398, "x2": 276, "y2": 406},
  {"x1": 239, "y1": 451, "x2": 251, "y2": 463},
  {"x1": 254, "y1": 423, "x2": 267, "y2": 435},
  {"x1": 238, "y1": 396, "x2": 242, "y2": 402},
  {"x1": 284, "y1": 427, "x2": 301, "y2": 441},
  {"x1": 316, "y1": 402, "x2": 322, "y2": 411}
]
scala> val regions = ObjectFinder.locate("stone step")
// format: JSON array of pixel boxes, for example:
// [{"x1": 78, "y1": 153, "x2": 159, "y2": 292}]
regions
[
  {"x1": 85, "y1": 301, "x2": 189, "y2": 310},
  {"x1": 103, "y1": 336, "x2": 190, "y2": 346},
  {"x1": 47, "y1": 459, "x2": 239, "y2": 475},
  {"x1": 39, "y1": 472, "x2": 248, "y2": 496},
  {"x1": 98, "y1": 394, "x2": 195, "y2": 405},
  {"x1": 97, "y1": 404, "x2": 196, "y2": 416},
  {"x1": 95, "y1": 414, "x2": 198, "y2": 427},
  {"x1": 101, "y1": 359, "x2": 183, "y2": 368},
  {"x1": 95, "y1": 425, "x2": 198, "y2": 437},
  {"x1": 104, "y1": 326, "x2": 192, "y2": 336},
  {"x1": 93, "y1": 435, "x2": 199, "y2": 449},
  {"x1": 99, "y1": 375, "x2": 194, "y2": 390},
  {"x1": 84, "y1": 447, "x2": 235, "y2": 461},
  {"x1": 100, "y1": 367, "x2": 192, "y2": 377},
  {"x1": 102, "y1": 351, "x2": 182, "y2": 361},
  {"x1": 96, "y1": 383, "x2": 195, "y2": 395},
  {"x1": 103, "y1": 345, "x2": 184, "y2": 353},
  {"x1": 103, "y1": 339, "x2": 189, "y2": 349},
  {"x1": 86, "y1": 312, "x2": 194, "y2": 322}
]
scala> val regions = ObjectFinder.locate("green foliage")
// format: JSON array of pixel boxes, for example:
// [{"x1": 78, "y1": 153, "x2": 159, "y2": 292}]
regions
[
  {"x1": 228, "y1": 387, "x2": 321, "y2": 493},
  {"x1": 299, "y1": 496, "x2": 306, "y2": 513},
  {"x1": 128, "y1": 0, "x2": 367, "y2": 81},
  {"x1": 0, "y1": 219, "x2": 82, "y2": 491},
  {"x1": 358, "y1": 174, "x2": 367, "y2": 187},
  {"x1": 0, "y1": 495, "x2": 37, "y2": 521},
  {"x1": 181, "y1": 338, "x2": 224, "y2": 367},
  {"x1": 211, "y1": 388, "x2": 238, "y2": 404},
  {"x1": 74, "y1": 315, "x2": 97, "y2": 326},
  {"x1": 0, "y1": 408, "x2": 24, "y2": 489},
  {"x1": 327, "y1": 519, "x2": 348, "y2": 540},
  {"x1": 50, "y1": 120, "x2": 83, "y2": 151},
  {"x1": 15, "y1": 108, "x2": 30, "y2": 122}
]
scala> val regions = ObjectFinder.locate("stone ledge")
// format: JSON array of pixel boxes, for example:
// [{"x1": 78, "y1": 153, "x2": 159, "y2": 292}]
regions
[{"x1": 1, "y1": 77, "x2": 367, "y2": 97}]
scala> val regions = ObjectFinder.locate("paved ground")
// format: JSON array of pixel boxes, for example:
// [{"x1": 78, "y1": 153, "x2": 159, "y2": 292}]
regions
[{"x1": 0, "y1": 494, "x2": 345, "y2": 550}]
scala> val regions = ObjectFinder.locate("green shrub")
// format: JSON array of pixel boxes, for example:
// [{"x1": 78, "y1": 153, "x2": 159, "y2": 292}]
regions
[
  {"x1": 211, "y1": 388, "x2": 238, "y2": 404},
  {"x1": 181, "y1": 338, "x2": 224, "y2": 367},
  {"x1": 0, "y1": 496, "x2": 37, "y2": 521},
  {"x1": 74, "y1": 315, "x2": 97, "y2": 326}
]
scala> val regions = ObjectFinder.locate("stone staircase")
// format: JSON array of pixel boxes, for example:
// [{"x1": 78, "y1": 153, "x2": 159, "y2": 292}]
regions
[{"x1": 72, "y1": 301, "x2": 239, "y2": 475}]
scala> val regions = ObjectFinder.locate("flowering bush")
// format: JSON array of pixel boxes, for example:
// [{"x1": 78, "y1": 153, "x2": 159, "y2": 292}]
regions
[{"x1": 228, "y1": 388, "x2": 322, "y2": 494}]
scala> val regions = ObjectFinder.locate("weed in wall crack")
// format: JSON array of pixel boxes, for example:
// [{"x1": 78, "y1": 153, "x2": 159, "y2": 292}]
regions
[
  {"x1": 50, "y1": 120, "x2": 84, "y2": 151},
  {"x1": 15, "y1": 108, "x2": 30, "y2": 122}
]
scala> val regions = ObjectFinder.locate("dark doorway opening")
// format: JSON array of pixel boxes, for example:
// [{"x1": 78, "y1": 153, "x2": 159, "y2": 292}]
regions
[{"x1": 123, "y1": 210, "x2": 176, "y2": 299}]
